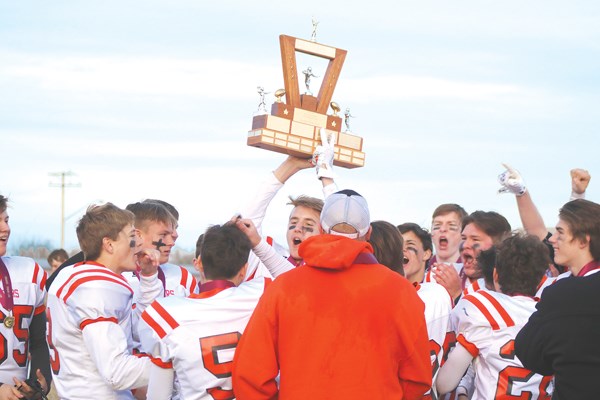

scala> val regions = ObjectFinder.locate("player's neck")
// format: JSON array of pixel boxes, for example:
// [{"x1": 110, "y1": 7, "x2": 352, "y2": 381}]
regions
[
  {"x1": 436, "y1": 251, "x2": 460, "y2": 264},
  {"x1": 94, "y1": 254, "x2": 125, "y2": 275}
]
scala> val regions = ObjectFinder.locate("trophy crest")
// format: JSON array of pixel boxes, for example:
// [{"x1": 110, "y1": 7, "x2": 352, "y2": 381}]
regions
[{"x1": 247, "y1": 31, "x2": 365, "y2": 168}]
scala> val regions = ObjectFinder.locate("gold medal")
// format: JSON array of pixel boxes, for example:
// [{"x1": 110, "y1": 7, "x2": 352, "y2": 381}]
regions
[{"x1": 3, "y1": 316, "x2": 14, "y2": 328}]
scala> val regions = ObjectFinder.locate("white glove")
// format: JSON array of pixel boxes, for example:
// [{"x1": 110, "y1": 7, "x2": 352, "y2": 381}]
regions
[
  {"x1": 498, "y1": 163, "x2": 526, "y2": 196},
  {"x1": 312, "y1": 128, "x2": 336, "y2": 180}
]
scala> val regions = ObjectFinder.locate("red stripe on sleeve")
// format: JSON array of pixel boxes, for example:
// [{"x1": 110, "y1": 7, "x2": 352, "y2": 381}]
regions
[
  {"x1": 150, "y1": 356, "x2": 173, "y2": 369},
  {"x1": 478, "y1": 291, "x2": 515, "y2": 328},
  {"x1": 457, "y1": 334, "x2": 479, "y2": 357},
  {"x1": 80, "y1": 316, "x2": 118, "y2": 330},
  {"x1": 34, "y1": 304, "x2": 46, "y2": 316},
  {"x1": 463, "y1": 294, "x2": 500, "y2": 330},
  {"x1": 151, "y1": 301, "x2": 179, "y2": 331},
  {"x1": 141, "y1": 310, "x2": 167, "y2": 339}
]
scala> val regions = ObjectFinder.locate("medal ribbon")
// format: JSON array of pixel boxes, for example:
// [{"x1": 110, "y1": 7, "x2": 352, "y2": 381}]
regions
[{"x1": 0, "y1": 257, "x2": 14, "y2": 314}]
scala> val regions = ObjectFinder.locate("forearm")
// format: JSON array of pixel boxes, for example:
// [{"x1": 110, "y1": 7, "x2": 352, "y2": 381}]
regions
[
  {"x1": 516, "y1": 192, "x2": 547, "y2": 240},
  {"x1": 436, "y1": 344, "x2": 473, "y2": 395},
  {"x1": 146, "y1": 364, "x2": 174, "y2": 400},
  {"x1": 239, "y1": 173, "x2": 283, "y2": 230},
  {"x1": 83, "y1": 321, "x2": 151, "y2": 390},
  {"x1": 29, "y1": 311, "x2": 52, "y2": 387},
  {"x1": 252, "y1": 240, "x2": 294, "y2": 278}
]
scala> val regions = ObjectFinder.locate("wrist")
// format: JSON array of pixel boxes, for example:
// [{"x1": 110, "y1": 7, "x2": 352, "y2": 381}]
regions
[{"x1": 570, "y1": 190, "x2": 585, "y2": 200}]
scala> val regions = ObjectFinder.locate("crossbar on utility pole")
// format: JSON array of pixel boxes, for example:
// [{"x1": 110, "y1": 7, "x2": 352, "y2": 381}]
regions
[{"x1": 49, "y1": 171, "x2": 81, "y2": 248}]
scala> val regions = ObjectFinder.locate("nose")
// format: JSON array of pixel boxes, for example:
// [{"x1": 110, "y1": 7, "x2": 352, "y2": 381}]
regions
[{"x1": 548, "y1": 232, "x2": 557, "y2": 245}]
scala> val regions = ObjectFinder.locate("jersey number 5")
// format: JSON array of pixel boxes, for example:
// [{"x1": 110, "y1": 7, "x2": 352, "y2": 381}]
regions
[
  {"x1": 200, "y1": 331, "x2": 241, "y2": 400},
  {"x1": 496, "y1": 339, "x2": 552, "y2": 399}
]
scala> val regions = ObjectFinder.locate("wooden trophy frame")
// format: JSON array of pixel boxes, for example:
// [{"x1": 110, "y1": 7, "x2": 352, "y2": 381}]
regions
[{"x1": 247, "y1": 34, "x2": 365, "y2": 168}]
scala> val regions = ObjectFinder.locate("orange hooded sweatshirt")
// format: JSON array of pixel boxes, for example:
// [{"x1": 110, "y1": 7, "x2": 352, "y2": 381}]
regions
[{"x1": 232, "y1": 234, "x2": 432, "y2": 399}]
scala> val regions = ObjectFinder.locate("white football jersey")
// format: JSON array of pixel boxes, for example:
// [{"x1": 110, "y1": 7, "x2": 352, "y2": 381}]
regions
[
  {"x1": 462, "y1": 278, "x2": 486, "y2": 296},
  {"x1": 453, "y1": 290, "x2": 553, "y2": 399},
  {"x1": 47, "y1": 261, "x2": 150, "y2": 399},
  {"x1": 415, "y1": 282, "x2": 453, "y2": 400},
  {"x1": 126, "y1": 263, "x2": 198, "y2": 299},
  {"x1": 138, "y1": 278, "x2": 269, "y2": 400},
  {"x1": 0, "y1": 256, "x2": 46, "y2": 383}
]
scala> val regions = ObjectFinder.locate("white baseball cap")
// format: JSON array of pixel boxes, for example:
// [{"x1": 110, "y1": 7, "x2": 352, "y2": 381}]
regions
[{"x1": 320, "y1": 189, "x2": 370, "y2": 238}]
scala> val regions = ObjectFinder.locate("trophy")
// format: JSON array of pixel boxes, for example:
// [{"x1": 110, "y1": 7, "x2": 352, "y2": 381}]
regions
[{"x1": 247, "y1": 29, "x2": 365, "y2": 168}]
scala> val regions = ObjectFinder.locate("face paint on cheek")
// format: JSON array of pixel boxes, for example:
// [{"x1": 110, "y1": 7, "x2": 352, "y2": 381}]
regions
[
  {"x1": 407, "y1": 247, "x2": 418, "y2": 256},
  {"x1": 288, "y1": 225, "x2": 296, "y2": 231},
  {"x1": 152, "y1": 239, "x2": 166, "y2": 251},
  {"x1": 129, "y1": 240, "x2": 136, "y2": 248},
  {"x1": 301, "y1": 226, "x2": 314, "y2": 233}
]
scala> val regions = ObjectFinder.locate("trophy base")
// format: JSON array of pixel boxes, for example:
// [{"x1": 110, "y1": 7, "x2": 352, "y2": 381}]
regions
[{"x1": 247, "y1": 110, "x2": 365, "y2": 168}]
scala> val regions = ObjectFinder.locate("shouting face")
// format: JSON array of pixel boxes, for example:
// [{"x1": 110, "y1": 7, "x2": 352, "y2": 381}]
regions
[{"x1": 286, "y1": 206, "x2": 321, "y2": 261}]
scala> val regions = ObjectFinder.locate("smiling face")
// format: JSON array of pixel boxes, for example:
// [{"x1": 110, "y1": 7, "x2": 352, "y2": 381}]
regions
[
  {"x1": 460, "y1": 223, "x2": 494, "y2": 279},
  {"x1": 0, "y1": 209, "x2": 10, "y2": 257},
  {"x1": 401, "y1": 231, "x2": 431, "y2": 284},
  {"x1": 431, "y1": 211, "x2": 463, "y2": 263},
  {"x1": 138, "y1": 221, "x2": 175, "y2": 265},
  {"x1": 549, "y1": 218, "x2": 589, "y2": 274},
  {"x1": 286, "y1": 206, "x2": 321, "y2": 261}
]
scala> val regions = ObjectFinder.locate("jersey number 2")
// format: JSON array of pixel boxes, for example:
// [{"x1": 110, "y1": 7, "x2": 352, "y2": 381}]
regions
[
  {"x1": 496, "y1": 339, "x2": 552, "y2": 399},
  {"x1": 200, "y1": 331, "x2": 241, "y2": 400}
]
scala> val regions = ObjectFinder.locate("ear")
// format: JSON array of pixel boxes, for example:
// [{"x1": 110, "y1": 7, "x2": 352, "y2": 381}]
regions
[
  {"x1": 102, "y1": 237, "x2": 113, "y2": 254},
  {"x1": 364, "y1": 225, "x2": 373, "y2": 241},
  {"x1": 235, "y1": 263, "x2": 248, "y2": 286},
  {"x1": 493, "y1": 267, "x2": 499, "y2": 284},
  {"x1": 578, "y1": 234, "x2": 591, "y2": 249},
  {"x1": 422, "y1": 248, "x2": 432, "y2": 262}
]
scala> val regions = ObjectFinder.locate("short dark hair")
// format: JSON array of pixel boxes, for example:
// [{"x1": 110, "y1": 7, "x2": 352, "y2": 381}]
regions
[
  {"x1": 195, "y1": 233, "x2": 205, "y2": 258},
  {"x1": 76, "y1": 203, "x2": 134, "y2": 261},
  {"x1": 432, "y1": 204, "x2": 468, "y2": 221},
  {"x1": 369, "y1": 220, "x2": 404, "y2": 275},
  {"x1": 462, "y1": 211, "x2": 511, "y2": 245},
  {"x1": 201, "y1": 224, "x2": 252, "y2": 280},
  {"x1": 559, "y1": 199, "x2": 600, "y2": 261},
  {"x1": 397, "y1": 222, "x2": 433, "y2": 253},
  {"x1": 47, "y1": 249, "x2": 69, "y2": 265},
  {"x1": 477, "y1": 247, "x2": 497, "y2": 288},
  {"x1": 126, "y1": 201, "x2": 177, "y2": 232},
  {"x1": 0, "y1": 195, "x2": 8, "y2": 214},
  {"x1": 495, "y1": 234, "x2": 550, "y2": 296}
]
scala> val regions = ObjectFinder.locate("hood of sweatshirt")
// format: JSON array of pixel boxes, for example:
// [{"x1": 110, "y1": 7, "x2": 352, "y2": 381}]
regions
[{"x1": 298, "y1": 234, "x2": 374, "y2": 270}]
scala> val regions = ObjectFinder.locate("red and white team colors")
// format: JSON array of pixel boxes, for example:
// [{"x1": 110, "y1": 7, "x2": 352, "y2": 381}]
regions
[
  {"x1": 454, "y1": 290, "x2": 553, "y2": 399},
  {"x1": 126, "y1": 263, "x2": 198, "y2": 298},
  {"x1": 47, "y1": 262, "x2": 151, "y2": 399},
  {"x1": 415, "y1": 282, "x2": 454, "y2": 400},
  {"x1": 0, "y1": 256, "x2": 46, "y2": 383},
  {"x1": 138, "y1": 277, "x2": 270, "y2": 400}
]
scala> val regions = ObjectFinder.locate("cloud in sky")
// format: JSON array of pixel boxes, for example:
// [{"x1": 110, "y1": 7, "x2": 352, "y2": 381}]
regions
[{"x1": 1, "y1": 1, "x2": 598, "y2": 252}]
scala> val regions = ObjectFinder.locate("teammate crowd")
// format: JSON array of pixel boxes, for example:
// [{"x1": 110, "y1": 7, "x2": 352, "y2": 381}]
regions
[{"x1": 0, "y1": 138, "x2": 598, "y2": 399}]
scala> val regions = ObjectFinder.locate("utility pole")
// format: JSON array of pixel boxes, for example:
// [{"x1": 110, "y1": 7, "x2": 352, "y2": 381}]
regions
[{"x1": 49, "y1": 171, "x2": 81, "y2": 248}]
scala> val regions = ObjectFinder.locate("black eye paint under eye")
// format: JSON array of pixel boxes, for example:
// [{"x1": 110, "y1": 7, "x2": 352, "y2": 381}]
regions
[
  {"x1": 152, "y1": 238, "x2": 166, "y2": 250},
  {"x1": 472, "y1": 243, "x2": 481, "y2": 251},
  {"x1": 129, "y1": 239, "x2": 136, "y2": 248},
  {"x1": 301, "y1": 226, "x2": 314, "y2": 233},
  {"x1": 288, "y1": 225, "x2": 296, "y2": 231},
  {"x1": 407, "y1": 247, "x2": 418, "y2": 255}
]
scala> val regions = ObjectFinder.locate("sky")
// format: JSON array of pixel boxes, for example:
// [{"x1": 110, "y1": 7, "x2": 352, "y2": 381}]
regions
[{"x1": 1, "y1": 1, "x2": 599, "y2": 253}]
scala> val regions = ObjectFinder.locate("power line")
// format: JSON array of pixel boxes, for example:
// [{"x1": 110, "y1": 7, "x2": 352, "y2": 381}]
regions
[{"x1": 49, "y1": 171, "x2": 81, "y2": 248}]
